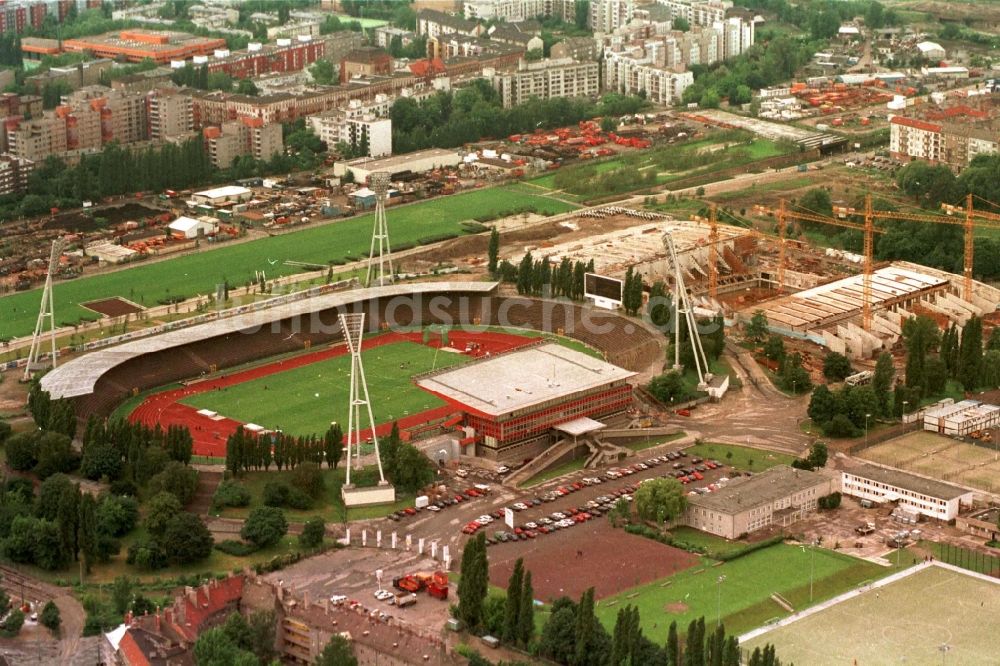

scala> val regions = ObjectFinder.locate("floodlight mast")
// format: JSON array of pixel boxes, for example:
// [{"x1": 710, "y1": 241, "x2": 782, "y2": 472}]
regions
[
  {"x1": 23, "y1": 237, "x2": 66, "y2": 382},
  {"x1": 662, "y1": 231, "x2": 712, "y2": 389},
  {"x1": 366, "y1": 172, "x2": 394, "y2": 287},
  {"x1": 339, "y1": 313, "x2": 387, "y2": 487}
]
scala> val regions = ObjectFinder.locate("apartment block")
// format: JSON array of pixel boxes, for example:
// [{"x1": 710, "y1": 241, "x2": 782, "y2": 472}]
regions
[
  {"x1": 889, "y1": 98, "x2": 1000, "y2": 171},
  {"x1": 658, "y1": 0, "x2": 732, "y2": 26},
  {"x1": 416, "y1": 8, "x2": 483, "y2": 39},
  {"x1": 148, "y1": 88, "x2": 194, "y2": 141},
  {"x1": 308, "y1": 109, "x2": 392, "y2": 158},
  {"x1": 7, "y1": 115, "x2": 69, "y2": 161},
  {"x1": 489, "y1": 57, "x2": 599, "y2": 108},
  {"x1": 0, "y1": 154, "x2": 33, "y2": 195},
  {"x1": 589, "y1": 0, "x2": 634, "y2": 33},
  {"x1": 550, "y1": 36, "x2": 601, "y2": 62},
  {"x1": 604, "y1": 47, "x2": 693, "y2": 103},
  {"x1": 464, "y1": 0, "x2": 576, "y2": 23},
  {"x1": 203, "y1": 118, "x2": 283, "y2": 169}
]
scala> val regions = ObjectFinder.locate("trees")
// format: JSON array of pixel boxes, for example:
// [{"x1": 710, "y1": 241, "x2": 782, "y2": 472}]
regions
[
  {"x1": 745, "y1": 310, "x2": 769, "y2": 343},
  {"x1": 111, "y1": 575, "x2": 134, "y2": 615},
  {"x1": 779, "y1": 353, "x2": 811, "y2": 394},
  {"x1": 503, "y1": 558, "x2": 523, "y2": 644},
  {"x1": 457, "y1": 532, "x2": 488, "y2": 631},
  {"x1": 388, "y1": 444, "x2": 436, "y2": 494},
  {"x1": 40, "y1": 600, "x2": 60, "y2": 632},
  {"x1": 799, "y1": 188, "x2": 833, "y2": 220},
  {"x1": 822, "y1": 352, "x2": 852, "y2": 382},
  {"x1": 147, "y1": 461, "x2": 198, "y2": 504},
  {"x1": 634, "y1": 478, "x2": 686, "y2": 525},
  {"x1": 143, "y1": 492, "x2": 183, "y2": 538},
  {"x1": 793, "y1": 442, "x2": 828, "y2": 471},
  {"x1": 903, "y1": 315, "x2": 940, "y2": 395},
  {"x1": 0, "y1": 609, "x2": 24, "y2": 637},
  {"x1": 872, "y1": 352, "x2": 894, "y2": 416},
  {"x1": 324, "y1": 423, "x2": 344, "y2": 469},
  {"x1": 290, "y1": 462, "x2": 325, "y2": 498},
  {"x1": 316, "y1": 634, "x2": 358, "y2": 666},
  {"x1": 241, "y1": 507, "x2": 287, "y2": 548},
  {"x1": 518, "y1": 570, "x2": 534, "y2": 647},
  {"x1": 896, "y1": 161, "x2": 959, "y2": 209},
  {"x1": 212, "y1": 480, "x2": 251, "y2": 510},
  {"x1": 5, "y1": 432, "x2": 38, "y2": 471},
  {"x1": 488, "y1": 227, "x2": 500, "y2": 277},
  {"x1": 193, "y1": 627, "x2": 257, "y2": 666},
  {"x1": 162, "y1": 512, "x2": 213, "y2": 564},
  {"x1": 34, "y1": 432, "x2": 76, "y2": 479},
  {"x1": 299, "y1": 516, "x2": 326, "y2": 549},
  {"x1": 808, "y1": 385, "x2": 839, "y2": 427},
  {"x1": 647, "y1": 372, "x2": 695, "y2": 405},
  {"x1": 674, "y1": 16, "x2": 690, "y2": 31},
  {"x1": 763, "y1": 335, "x2": 785, "y2": 362},
  {"x1": 959, "y1": 315, "x2": 984, "y2": 389}
]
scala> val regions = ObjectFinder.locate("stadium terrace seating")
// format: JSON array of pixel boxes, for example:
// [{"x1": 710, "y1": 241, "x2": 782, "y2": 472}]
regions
[{"x1": 75, "y1": 292, "x2": 663, "y2": 420}]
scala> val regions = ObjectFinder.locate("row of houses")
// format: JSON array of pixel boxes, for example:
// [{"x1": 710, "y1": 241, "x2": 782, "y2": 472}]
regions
[{"x1": 889, "y1": 97, "x2": 1000, "y2": 171}]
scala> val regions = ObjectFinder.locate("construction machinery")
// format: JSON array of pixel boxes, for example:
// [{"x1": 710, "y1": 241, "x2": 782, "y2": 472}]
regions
[{"x1": 393, "y1": 571, "x2": 449, "y2": 600}]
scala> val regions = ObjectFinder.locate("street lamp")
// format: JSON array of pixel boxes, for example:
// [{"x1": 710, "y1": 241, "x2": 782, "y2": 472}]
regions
[
  {"x1": 902, "y1": 400, "x2": 909, "y2": 420},
  {"x1": 716, "y1": 575, "x2": 726, "y2": 628},
  {"x1": 939, "y1": 643, "x2": 950, "y2": 665},
  {"x1": 865, "y1": 413, "x2": 872, "y2": 447}
]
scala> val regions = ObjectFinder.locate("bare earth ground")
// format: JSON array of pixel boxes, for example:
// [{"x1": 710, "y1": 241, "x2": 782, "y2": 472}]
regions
[
  {"x1": 488, "y1": 519, "x2": 699, "y2": 601},
  {"x1": 81, "y1": 297, "x2": 144, "y2": 317}
]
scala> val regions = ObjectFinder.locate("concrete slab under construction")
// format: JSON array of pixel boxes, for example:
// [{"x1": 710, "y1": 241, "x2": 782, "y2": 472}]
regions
[
  {"x1": 507, "y1": 209, "x2": 755, "y2": 285},
  {"x1": 750, "y1": 265, "x2": 950, "y2": 333}
]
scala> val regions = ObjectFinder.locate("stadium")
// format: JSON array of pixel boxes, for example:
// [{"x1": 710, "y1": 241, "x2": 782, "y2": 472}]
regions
[{"x1": 41, "y1": 282, "x2": 665, "y2": 459}]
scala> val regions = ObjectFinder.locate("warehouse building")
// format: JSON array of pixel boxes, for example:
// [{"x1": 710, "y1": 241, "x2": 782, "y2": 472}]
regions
[
  {"x1": 191, "y1": 185, "x2": 252, "y2": 208},
  {"x1": 332, "y1": 147, "x2": 462, "y2": 182},
  {"x1": 923, "y1": 400, "x2": 1000, "y2": 437},
  {"x1": 841, "y1": 463, "x2": 974, "y2": 521},
  {"x1": 683, "y1": 465, "x2": 834, "y2": 539},
  {"x1": 418, "y1": 342, "x2": 635, "y2": 460}
]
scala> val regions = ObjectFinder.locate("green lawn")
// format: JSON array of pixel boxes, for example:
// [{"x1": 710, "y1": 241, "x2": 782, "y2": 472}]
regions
[
  {"x1": 182, "y1": 341, "x2": 470, "y2": 437},
  {"x1": 683, "y1": 442, "x2": 795, "y2": 472},
  {"x1": 520, "y1": 456, "x2": 588, "y2": 488},
  {"x1": 0, "y1": 186, "x2": 577, "y2": 340},
  {"x1": 216, "y1": 465, "x2": 411, "y2": 523},
  {"x1": 594, "y1": 544, "x2": 911, "y2": 637},
  {"x1": 667, "y1": 526, "x2": 747, "y2": 559},
  {"x1": 625, "y1": 431, "x2": 686, "y2": 451}
]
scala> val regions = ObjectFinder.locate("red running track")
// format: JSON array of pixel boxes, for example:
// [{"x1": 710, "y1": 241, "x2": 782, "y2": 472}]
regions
[{"x1": 128, "y1": 330, "x2": 539, "y2": 457}]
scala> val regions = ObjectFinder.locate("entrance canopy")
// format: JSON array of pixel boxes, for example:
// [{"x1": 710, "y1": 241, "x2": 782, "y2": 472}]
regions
[{"x1": 554, "y1": 416, "x2": 606, "y2": 438}]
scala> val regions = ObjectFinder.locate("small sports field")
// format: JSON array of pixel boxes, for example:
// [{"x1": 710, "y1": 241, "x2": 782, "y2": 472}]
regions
[
  {"x1": 742, "y1": 565, "x2": 1000, "y2": 664},
  {"x1": 860, "y1": 430, "x2": 1000, "y2": 493},
  {"x1": 593, "y1": 543, "x2": 910, "y2": 637}
]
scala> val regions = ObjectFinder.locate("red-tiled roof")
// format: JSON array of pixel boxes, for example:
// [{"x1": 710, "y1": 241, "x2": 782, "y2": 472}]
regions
[
  {"x1": 409, "y1": 57, "x2": 445, "y2": 77},
  {"x1": 890, "y1": 116, "x2": 942, "y2": 133},
  {"x1": 119, "y1": 630, "x2": 153, "y2": 666}
]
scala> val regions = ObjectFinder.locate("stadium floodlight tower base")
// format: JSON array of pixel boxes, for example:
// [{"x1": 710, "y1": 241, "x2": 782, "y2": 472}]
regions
[
  {"x1": 339, "y1": 312, "x2": 395, "y2": 507},
  {"x1": 366, "y1": 171, "x2": 394, "y2": 288}
]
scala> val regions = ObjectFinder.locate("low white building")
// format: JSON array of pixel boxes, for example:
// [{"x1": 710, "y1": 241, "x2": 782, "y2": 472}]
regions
[
  {"x1": 923, "y1": 400, "x2": 1000, "y2": 436},
  {"x1": 168, "y1": 216, "x2": 217, "y2": 239},
  {"x1": 191, "y1": 185, "x2": 253, "y2": 207},
  {"x1": 333, "y1": 147, "x2": 463, "y2": 182},
  {"x1": 841, "y1": 464, "x2": 974, "y2": 521},
  {"x1": 915, "y1": 40, "x2": 945, "y2": 61}
]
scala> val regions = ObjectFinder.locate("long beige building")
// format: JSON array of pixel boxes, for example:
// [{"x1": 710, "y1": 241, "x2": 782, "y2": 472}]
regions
[
  {"x1": 683, "y1": 465, "x2": 834, "y2": 539},
  {"x1": 489, "y1": 57, "x2": 599, "y2": 108}
]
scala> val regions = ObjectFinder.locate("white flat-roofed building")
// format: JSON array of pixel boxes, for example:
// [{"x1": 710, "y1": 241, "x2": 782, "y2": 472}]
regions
[
  {"x1": 191, "y1": 185, "x2": 253, "y2": 207},
  {"x1": 923, "y1": 400, "x2": 1000, "y2": 437},
  {"x1": 841, "y1": 463, "x2": 974, "y2": 521},
  {"x1": 417, "y1": 342, "x2": 635, "y2": 459},
  {"x1": 332, "y1": 147, "x2": 462, "y2": 182}
]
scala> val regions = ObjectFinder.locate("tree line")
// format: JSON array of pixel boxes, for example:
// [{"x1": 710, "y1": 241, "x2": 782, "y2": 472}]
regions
[
  {"x1": 390, "y1": 81, "x2": 648, "y2": 154},
  {"x1": 498, "y1": 251, "x2": 595, "y2": 301},
  {"x1": 455, "y1": 531, "x2": 787, "y2": 665}
]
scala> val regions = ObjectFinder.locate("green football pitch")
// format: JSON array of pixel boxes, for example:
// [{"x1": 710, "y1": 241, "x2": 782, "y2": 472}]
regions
[
  {"x1": 0, "y1": 186, "x2": 576, "y2": 340},
  {"x1": 594, "y1": 544, "x2": 908, "y2": 637},
  {"x1": 742, "y1": 565, "x2": 1000, "y2": 664},
  {"x1": 181, "y1": 341, "x2": 471, "y2": 436}
]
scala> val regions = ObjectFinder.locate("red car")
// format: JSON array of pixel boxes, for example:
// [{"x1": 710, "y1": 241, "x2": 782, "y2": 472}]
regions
[
  {"x1": 692, "y1": 472, "x2": 704, "y2": 481},
  {"x1": 675, "y1": 409, "x2": 691, "y2": 417},
  {"x1": 403, "y1": 508, "x2": 417, "y2": 516},
  {"x1": 679, "y1": 476, "x2": 690, "y2": 484}
]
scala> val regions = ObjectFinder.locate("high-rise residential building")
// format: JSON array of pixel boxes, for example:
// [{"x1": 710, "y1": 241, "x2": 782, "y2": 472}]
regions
[
  {"x1": 464, "y1": 0, "x2": 576, "y2": 23},
  {"x1": 658, "y1": 0, "x2": 731, "y2": 26},
  {"x1": 148, "y1": 88, "x2": 194, "y2": 141},
  {"x1": 203, "y1": 118, "x2": 283, "y2": 169},
  {"x1": 7, "y1": 115, "x2": 69, "y2": 161},
  {"x1": 0, "y1": 154, "x2": 33, "y2": 195},
  {"x1": 604, "y1": 47, "x2": 693, "y2": 103},
  {"x1": 488, "y1": 57, "x2": 599, "y2": 108},
  {"x1": 308, "y1": 110, "x2": 392, "y2": 158},
  {"x1": 589, "y1": 0, "x2": 634, "y2": 33}
]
